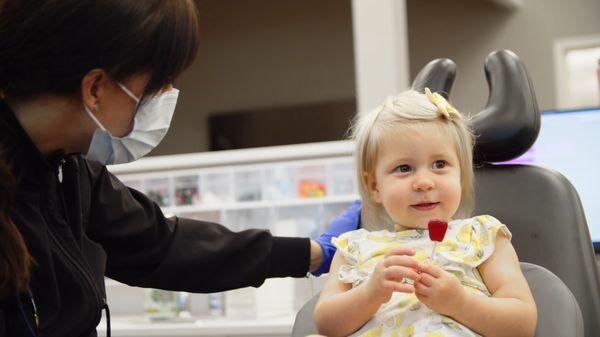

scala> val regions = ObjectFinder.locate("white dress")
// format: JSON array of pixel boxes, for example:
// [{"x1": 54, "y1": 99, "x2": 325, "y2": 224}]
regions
[{"x1": 332, "y1": 215, "x2": 512, "y2": 337}]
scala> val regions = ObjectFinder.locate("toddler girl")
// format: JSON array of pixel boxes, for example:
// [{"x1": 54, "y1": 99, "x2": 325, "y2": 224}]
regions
[{"x1": 314, "y1": 89, "x2": 537, "y2": 337}]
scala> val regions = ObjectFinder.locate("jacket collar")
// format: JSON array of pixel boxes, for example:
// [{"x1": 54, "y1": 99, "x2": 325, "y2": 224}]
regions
[{"x1": 0, "y1": 99, "x2": 66, "y2": 175}]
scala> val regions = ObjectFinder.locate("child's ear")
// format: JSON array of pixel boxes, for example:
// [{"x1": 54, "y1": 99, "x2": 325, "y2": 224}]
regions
[{"x1": 363, "y1": 172, "x2": 382, "y2": 204}]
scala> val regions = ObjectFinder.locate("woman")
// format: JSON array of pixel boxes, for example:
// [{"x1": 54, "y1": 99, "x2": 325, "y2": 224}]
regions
[{"x1": 0, "y1": 1, "x2": 325, "y2": 336}]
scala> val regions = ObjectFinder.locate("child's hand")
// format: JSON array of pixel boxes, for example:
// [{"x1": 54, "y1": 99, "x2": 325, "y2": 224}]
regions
[
  {"x1": 365, "y1": 246, "x2": 420, "y2": 304},
  {"x1": 414, "y1": 263, "x2": 468, "y2": 317}
]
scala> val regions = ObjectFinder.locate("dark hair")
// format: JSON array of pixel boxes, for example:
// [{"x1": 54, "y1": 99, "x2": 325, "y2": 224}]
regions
[
  {"x1": 0, "y1": 0, "x2": 200, "y2": 299},
  {"x1": 0, "y1": 0, "x2": 200, "y2": 100},
  {"x1": 0, "y1": 149, "x2": 33, "y2": 299}
]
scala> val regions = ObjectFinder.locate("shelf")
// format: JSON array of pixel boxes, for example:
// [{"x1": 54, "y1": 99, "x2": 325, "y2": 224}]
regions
[
  {"x1": 97, "y1": 315, "x2": 294, "y2": 337},
  {"x1": 108, "y1": 140, "x2": 354, "y2": 175},
  {"x1": 165, "y1": 195, "x2": 357, "y2": 214}
]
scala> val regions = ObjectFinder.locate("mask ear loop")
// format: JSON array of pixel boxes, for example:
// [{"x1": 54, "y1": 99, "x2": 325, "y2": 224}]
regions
[
  {"x1": 116, "y1": 83, "x2": 142, "y2": 131},
  {"x1": 117, "y1": 83, "x2": 141, "y2": 104},
  {"x1": 83, "y1": 102, "x2": 108, "y2": 132}
]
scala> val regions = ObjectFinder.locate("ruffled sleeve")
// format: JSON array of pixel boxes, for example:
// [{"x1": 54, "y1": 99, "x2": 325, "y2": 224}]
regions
[
  {"x1": 332, "y1": 228, "x2": 371, "y2": 286},
  {"x1": 457, "y1": 215, "x2": 512, "y2": 268}
]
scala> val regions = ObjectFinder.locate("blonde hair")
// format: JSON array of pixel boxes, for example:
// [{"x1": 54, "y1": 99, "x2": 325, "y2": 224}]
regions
[{"x1": 351, "y1": 90, "x2": 475, "y2": 230}]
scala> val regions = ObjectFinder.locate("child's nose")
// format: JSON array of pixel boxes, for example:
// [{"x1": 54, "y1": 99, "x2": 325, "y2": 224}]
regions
[{"x1": 412, "y1": 172, "x2": 435, "y2": 191}]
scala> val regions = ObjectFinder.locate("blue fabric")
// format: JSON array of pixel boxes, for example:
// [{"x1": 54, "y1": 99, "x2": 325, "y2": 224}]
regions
[{"x1": 312, "y1": 200, "x2": 361, "y2": 276}]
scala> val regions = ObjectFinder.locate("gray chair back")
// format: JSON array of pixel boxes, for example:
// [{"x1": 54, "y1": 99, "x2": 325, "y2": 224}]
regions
[
  {"x1": 475, "y1": 165, "x2": 599, "y2": 336},
  {"x1": 521, "y1": 262, "x2": 584, "y2": 337}
]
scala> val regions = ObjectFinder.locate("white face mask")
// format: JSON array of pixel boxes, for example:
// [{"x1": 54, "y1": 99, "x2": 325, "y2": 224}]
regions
[{"x1": 83, "y1": 83, "x2": 179, "y2": 165}]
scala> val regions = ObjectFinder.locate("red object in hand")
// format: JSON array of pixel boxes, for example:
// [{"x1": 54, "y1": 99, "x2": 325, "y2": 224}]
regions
[{"x1": 428, "y1": 220, "x2": 448, "y2": 242}]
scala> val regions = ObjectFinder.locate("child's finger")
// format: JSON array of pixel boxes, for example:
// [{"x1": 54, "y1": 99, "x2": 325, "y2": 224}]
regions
[
  {"x1": 418, "y1": 263, "x2": 442, "y2": 278},
  {"x1": 417, "y1": 271, "x2": 436, "y2": 287},
  {"x1": 384, "y1": 266, "x2": 420, "y2": 281},
  {"x1": 414, "y1": 280, "x2": 430, "y2": 296},
  {"x1": 384, "y1": 246, "x2": 415, "y2": 258},
  {"x1": 384, "y1": 255, "x2": 419, "y2": 269},
  {"x1": 415, "y1": 288, "x2": 429, "y2": 299}
]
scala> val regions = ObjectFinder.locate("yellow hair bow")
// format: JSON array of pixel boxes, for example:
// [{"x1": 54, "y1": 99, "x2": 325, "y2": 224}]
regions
[{"x1": 425, "y1": 87, "x2": 461, "y2": 120}]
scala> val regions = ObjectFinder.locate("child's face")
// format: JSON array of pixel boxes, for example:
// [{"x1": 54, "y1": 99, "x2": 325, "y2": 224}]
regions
[{"x1": 366, "y1": 123, "x2": 462, "y2": 230}]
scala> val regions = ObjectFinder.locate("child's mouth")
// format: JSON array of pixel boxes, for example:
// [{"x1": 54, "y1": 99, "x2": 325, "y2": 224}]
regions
[{"x1": 411, "y1": 202, "x2": 439, "y2": 211}]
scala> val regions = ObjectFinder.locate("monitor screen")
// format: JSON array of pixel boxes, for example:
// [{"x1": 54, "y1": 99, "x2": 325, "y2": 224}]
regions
[{"x1": 503, "y1": 107, "x2": 600, "y2": 247}]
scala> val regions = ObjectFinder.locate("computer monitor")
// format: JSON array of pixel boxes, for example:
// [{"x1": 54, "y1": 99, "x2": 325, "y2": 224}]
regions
[{"x1": 502, "y1": 107, "x2": 600, "y2": 249}]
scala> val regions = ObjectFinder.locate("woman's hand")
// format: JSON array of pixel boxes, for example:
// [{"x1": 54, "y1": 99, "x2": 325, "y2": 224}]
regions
[
  {"x1": 365, "y1": 246, "x2": 420, "y2": 304},
  {"x1": 309, "y1": 240, "x2": 324, "y2": 273},
  {"x1": 414, "y1": 263, "x2": 467, "y2": 317},
  {"x1": 312, "y1": 200, "x2": 362, "y2": 276}
]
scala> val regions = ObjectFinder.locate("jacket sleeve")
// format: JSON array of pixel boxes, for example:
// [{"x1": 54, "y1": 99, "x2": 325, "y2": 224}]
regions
[
  {"x1": 83, "y1": 159, "x2": 311, "y2": 293},
  {"x1": 0, "y1": 309, "x2": 5, "y2": 337}
]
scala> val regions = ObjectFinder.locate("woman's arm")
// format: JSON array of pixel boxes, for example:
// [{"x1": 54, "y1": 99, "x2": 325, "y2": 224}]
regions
[
  {"x1": 314, "y1": 247, "x2": 419, "y2": 337},
  {"x1": 452, "y1": 235, "x2": 537, "y2": 337},
  {"x1": 82, "y1": 158, "x2": 311, "y2": 292},
  {"x1": 415, "y1": 234, "x2": 537, "y2": 337}
]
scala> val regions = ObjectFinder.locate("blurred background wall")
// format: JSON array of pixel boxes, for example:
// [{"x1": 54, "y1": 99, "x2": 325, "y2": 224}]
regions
[{"x1": 151, "y1": 0, "x2": 600, "y2": 156}]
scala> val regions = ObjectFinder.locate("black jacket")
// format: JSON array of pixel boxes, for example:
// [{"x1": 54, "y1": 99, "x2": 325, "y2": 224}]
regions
[{"x1": 0, "y1": 101, "x2": 310, "y2": 337}]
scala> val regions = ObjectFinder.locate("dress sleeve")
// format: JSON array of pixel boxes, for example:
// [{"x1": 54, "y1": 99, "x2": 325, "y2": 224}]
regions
[
  {"x1": 82, "y1": 158, "x2": 311, "y2": 293},
  {"x1": 332, "y1": 229, "x2": 370, "y2": 286},
  {"x1": 460, "y1": 215, "x2": 512, "y2": 268}
]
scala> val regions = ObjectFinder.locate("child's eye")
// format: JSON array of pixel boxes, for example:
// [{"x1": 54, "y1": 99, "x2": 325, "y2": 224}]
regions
[
  {"x1": 432, "y1": 160, "x2": 447, "y2": 169},
  {"x1": 393, "y1": 165, "x2": 412, "y2": 173}
]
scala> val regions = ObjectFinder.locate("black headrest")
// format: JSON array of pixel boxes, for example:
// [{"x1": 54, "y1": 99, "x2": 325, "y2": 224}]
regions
[{"x1": 411, "y1": 50, "x2": 540, "y2": 164}]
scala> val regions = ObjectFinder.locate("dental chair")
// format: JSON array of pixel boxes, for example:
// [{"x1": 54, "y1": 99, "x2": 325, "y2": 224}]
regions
[{"x1": 292, "y1": 50, "x2": 597, "y2": 337}]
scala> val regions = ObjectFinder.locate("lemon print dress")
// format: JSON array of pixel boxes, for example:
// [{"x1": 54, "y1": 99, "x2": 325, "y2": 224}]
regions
[{"x1": 332, "y1": 215, "x2": 511, "y2": 337}]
